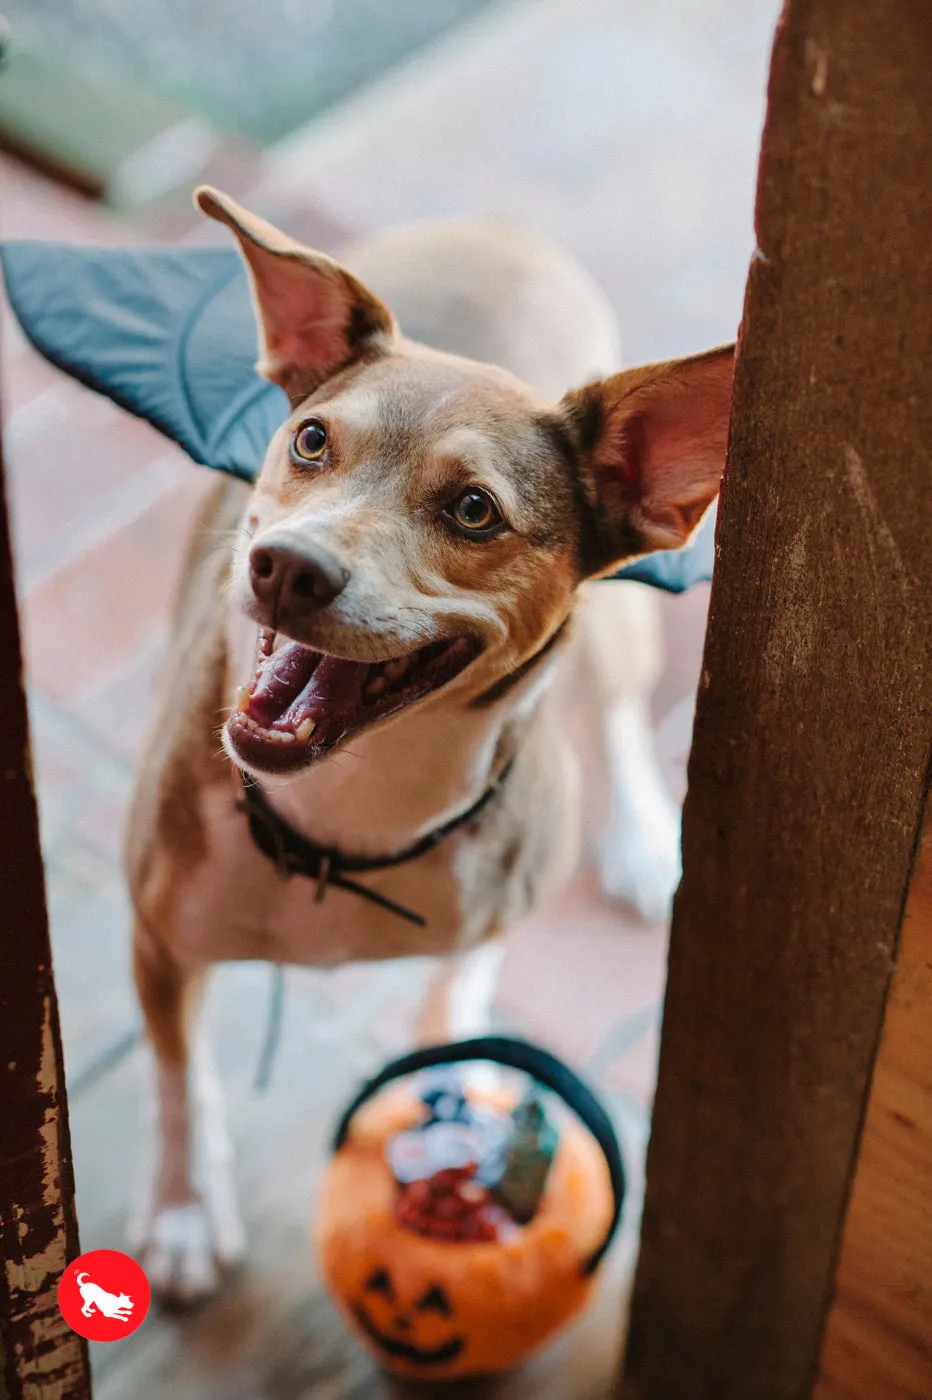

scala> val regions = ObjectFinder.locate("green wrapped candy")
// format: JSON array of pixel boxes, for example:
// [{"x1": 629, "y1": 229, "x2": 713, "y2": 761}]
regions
[{"x1": 496, "y1": 1091, "x2": 560, "y2": 1223}]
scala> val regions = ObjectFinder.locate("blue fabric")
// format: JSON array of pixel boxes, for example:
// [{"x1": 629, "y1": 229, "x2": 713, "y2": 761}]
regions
[{"x1": 0, "y1": 239, "x2": 715, "y2": 590}]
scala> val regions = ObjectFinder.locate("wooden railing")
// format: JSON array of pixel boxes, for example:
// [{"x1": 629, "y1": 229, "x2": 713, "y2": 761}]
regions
[
  {"x1": 620, "y1": 1, "x2": 932, "y2": 1396},
  {"x1": 0, "y1": 381, "x2": 91, "y2": 1395}
]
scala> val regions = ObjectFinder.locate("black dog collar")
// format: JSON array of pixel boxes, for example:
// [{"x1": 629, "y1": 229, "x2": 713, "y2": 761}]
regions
[{"x1": 236, "y1": 759, "x2": 514, "y2": 928}]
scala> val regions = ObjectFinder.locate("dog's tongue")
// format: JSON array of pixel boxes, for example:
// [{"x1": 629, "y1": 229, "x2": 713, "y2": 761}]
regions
[{"x1": 248, "y1": 640, "x2": 367, "y2": 727}]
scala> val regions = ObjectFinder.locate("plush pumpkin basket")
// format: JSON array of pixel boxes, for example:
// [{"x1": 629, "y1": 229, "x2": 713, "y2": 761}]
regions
[{"x1": 315, "y1": 1035, "x2": 625, "y2": 1381}]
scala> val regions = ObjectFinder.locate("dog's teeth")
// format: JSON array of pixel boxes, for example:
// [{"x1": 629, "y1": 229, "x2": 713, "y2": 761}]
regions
[
  {"x1": 235, "y1": 686, "x2": 251, "y2": 712},
  {"x1": 365, "y1": 676, "x2": 387, "y2": 699},
  {"x1": 384, "y1": 657, "x2": 410, "y2": 682},
  {"x1": 295, "y1": 717, "x2": 316, "y2": 741},
  {"x1": 273, "y1": 730, "x2": 295, "y2": 743}
]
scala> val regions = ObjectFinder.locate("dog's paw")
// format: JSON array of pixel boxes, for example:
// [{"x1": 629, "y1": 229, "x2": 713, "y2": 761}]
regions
[
  {"x1": 131, "y1": 1197, "x2": 245, "y2": 1306},
  {"x1": 599, "y1": 804, "x2": 682, "y2": 924},
  {"x1": 134, "y1": 1202, "x2": 220, "y2": 1305}
]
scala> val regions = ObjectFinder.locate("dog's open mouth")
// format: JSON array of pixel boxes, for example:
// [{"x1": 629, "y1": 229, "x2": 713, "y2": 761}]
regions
[{"x1": 226, "y1": 629, "x2": 480, "y2": 772}]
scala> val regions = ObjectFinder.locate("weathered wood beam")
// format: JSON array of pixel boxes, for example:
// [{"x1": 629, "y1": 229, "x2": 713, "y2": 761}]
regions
[
  {"x1": 0, "y1": 407, "x2": 90, "y2": 1392},
  {"x1": 813, "y1": 803, "x2": 932, "y2": 1400},
  {"x1": 620, "y1": 1, "x2": 932, "y2": 1396}
]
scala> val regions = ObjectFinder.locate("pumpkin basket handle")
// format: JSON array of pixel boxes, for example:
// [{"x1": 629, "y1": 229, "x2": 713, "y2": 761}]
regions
[{"x1": 332, "y1": 1034, "x2": 625, "y2": 1275}]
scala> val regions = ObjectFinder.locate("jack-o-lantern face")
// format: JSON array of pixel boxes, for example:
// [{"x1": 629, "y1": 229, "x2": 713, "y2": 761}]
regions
[
  {"x1": 316, "y1": 1089, "x2": 615, "y2": 1380},
  {"x1": 352, "y1": 1268, "x2": 465, "y2": 1367}
]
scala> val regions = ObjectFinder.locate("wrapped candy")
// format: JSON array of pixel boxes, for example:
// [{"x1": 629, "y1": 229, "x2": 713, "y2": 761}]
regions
[
  {"x1": 385, "y1": 1070, "x2": 512, "y2": 1187},
  {"x1": 395, "y1": 1165, "x2": 517, "y2": 1243},
  {"x1": 419, "y1": 1071, "x2": 473, "y2": 1126},
  {"x1": 495, "y1": 1091, "x2": 560, "y2": 1223}
]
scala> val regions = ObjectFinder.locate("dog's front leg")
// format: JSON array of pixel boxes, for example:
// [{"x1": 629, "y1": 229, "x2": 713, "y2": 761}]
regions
[
  {"x1": 599, "y1": 694, "x2": 682, "y2": 922},
  {"x1": 129, "y1": 921, "x2": 244, "y2": 1303},
  {"x1": 418, "y1": 940, "x2": 505, "y2": 1095},
  {"x1": 583, "y1": 583, "x2": 682, "y2": 923},
  {"x1": 418, "y1": 939, "x2": 504, "y2": 1045}
]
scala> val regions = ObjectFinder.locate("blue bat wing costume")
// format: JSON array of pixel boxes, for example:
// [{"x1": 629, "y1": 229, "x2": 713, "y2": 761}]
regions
[{"x1": 0, "y1": 239, "x2": 716, "y2": 592}]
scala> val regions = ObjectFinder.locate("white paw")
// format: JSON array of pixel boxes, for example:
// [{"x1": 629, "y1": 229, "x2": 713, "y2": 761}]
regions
[
  {"x1": 130, "y1": 1107, "x2": 245, "y2": 1307},
  {"x1": 600, "y1": 804, "x2": 682, "y2": 924},
  {"x1": 133, "y1": 1202, "x2": 221, "y2": 1305},
  {"x1": 133, "y1": 1038, "x2": 246, "y2": 1304},
  {"x1": 131, "y1": 1194, "x2": 245, "y2": 1306}
]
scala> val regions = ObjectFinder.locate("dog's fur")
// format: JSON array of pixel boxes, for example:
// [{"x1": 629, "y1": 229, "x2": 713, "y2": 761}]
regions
[{"x1": 126, "y1": 189, "x2": 733, "y2": 1300}]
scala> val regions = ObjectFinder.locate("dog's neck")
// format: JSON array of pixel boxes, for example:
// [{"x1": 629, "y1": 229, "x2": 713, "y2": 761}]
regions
[
  {"x1": 253, "y1": 694, "x2": 518, "y2": 858},
  {"x1": 225, "y1": 612, "x2": 558, "y2": 859}
]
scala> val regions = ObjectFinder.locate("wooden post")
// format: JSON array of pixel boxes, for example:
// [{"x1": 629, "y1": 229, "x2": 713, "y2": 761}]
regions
[
  {"x1": 620, "y1": 2, "x2": 932, "y2": 1397},
  {"x1": 0, "y1": 412, "x2": 91, "y2": 1392},
  {"x1": 813, "y1": 803, "x2": 932, "y2": 1400}
]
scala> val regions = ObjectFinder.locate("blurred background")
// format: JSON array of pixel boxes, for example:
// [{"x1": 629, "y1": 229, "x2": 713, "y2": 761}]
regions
[{"x1": 0, "y1": 2, "x2": 779, "y2": 1395}]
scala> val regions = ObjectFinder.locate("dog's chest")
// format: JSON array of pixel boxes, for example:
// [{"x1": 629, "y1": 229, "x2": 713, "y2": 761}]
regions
[{"x1": 169, "y1": 782, "x2": 475, "y2": 966}]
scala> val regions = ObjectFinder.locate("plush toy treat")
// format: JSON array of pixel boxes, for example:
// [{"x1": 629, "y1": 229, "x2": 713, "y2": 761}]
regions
[{"x1": 316, "y1": 1036, "x2": 625, "y2": 1382}]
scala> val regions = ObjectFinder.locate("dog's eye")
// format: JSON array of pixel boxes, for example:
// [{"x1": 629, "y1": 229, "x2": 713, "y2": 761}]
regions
[
  {"x1": 292, "y1": 420, "x2": 328, "y2": 463},
  {"x1": 445, "y1": 487, "x2": 504, "y2": 538}
]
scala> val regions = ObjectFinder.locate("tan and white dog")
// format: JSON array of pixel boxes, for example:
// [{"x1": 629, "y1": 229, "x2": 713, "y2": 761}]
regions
[{"x1": 126, "y1": 187, "x2": 733, "y2": 1302}]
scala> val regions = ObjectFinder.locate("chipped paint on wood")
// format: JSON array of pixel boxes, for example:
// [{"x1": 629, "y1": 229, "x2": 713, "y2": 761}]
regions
[
  {"x1": 5, "y1": 1004, "x2": 73, "y2": 1302},
  {"x1": 0, "y1": 408, "x2": 90, "y2": 1397}
]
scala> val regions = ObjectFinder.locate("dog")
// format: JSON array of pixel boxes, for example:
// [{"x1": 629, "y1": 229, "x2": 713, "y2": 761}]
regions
[
  {"x1": 125, "y1": 187, "x2": 734, "y2": 1302},
  {"x1": 76, "y1": 1273, "x2": 135, "y2": 1322}
]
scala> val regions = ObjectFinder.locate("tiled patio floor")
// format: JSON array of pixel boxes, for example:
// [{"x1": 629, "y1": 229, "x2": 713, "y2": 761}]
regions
[{"x1": 0, "y1": 0, "x2": 777, "y2": 1392}]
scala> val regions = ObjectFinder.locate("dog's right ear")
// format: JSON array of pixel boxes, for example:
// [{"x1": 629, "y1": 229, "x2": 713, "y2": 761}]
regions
[{"x1": 195, "y1": 186, "x2": 396, "y2": 402}]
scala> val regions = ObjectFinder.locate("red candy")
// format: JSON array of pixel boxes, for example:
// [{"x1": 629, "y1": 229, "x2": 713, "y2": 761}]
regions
[{"x1": 394, "y1": 1164, "x2": 516, "y2": 1243}]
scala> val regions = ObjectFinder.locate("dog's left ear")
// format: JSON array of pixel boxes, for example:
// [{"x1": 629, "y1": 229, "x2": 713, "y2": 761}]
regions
[
  {"x1": 195, "y1": 186, "x2": 396, "y2": 402},
  {"x1": 561, "y1": 344, "x2": 735, "y2": 573}
]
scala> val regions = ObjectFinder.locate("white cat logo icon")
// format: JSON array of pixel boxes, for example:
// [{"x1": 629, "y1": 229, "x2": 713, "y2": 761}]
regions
[{"x1": 76, "y1": 1272, "x2": 135, "y2": 1322}]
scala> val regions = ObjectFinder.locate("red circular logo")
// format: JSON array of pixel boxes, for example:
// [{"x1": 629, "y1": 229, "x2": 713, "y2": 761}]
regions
[{"x1": 58, "y1": 1249, "x2": 150, "y2": 1342}]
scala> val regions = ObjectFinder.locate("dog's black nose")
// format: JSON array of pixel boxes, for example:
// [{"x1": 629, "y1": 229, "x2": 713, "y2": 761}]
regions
[{"x1": 249, "y1": 539, "x2": 349, "y2": 623}]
